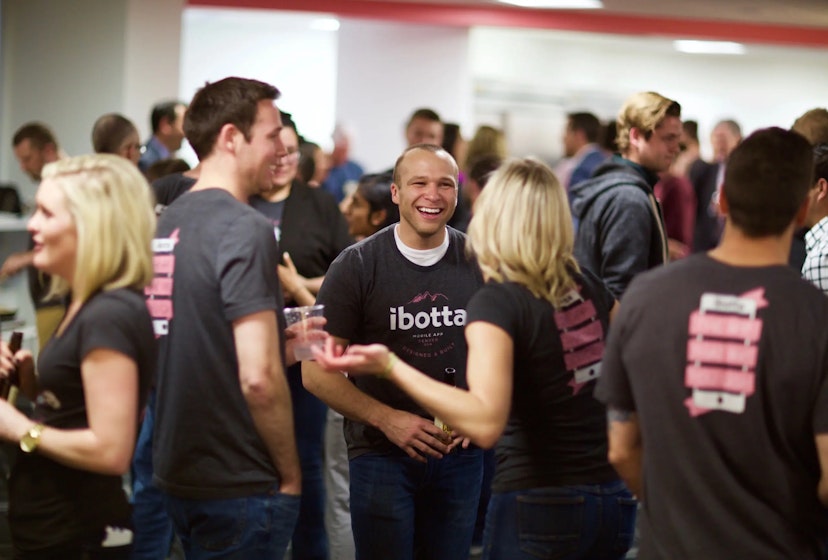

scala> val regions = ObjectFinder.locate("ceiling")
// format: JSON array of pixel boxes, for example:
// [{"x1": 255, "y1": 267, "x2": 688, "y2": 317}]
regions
[
  {"x1": 187, "y1": 0, "x2": 828, "y2": 46},
  {"x1": 366, "y1": 0, "x2": 828, "y2": 28}
]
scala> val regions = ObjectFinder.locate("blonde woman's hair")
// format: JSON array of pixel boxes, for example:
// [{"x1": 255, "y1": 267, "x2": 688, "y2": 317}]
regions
[
  {"x1": 40, "y1": 153, "x2": 156, "y2": 304},
  {"x1": 464, "y1": 125, "x2": 507, "y2": 171},
  {"x1": 615, "y1": 91, "x2": 681, "y2": 154},
  {"x1": 467, "y1": 157, "x2": 578, "y2": 307}
]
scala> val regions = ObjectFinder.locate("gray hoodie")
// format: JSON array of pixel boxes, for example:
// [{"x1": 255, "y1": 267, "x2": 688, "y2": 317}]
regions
[{"x1": 570, "y1": 156, "x2": 668, "y2": 299}]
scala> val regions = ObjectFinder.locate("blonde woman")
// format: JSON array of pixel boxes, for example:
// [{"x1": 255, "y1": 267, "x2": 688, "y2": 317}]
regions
[
  {"x1": 0, "y1": 154, "x2": 156, "y2": 558},
  {"x1": 315, "y1": 158, "x2": 635, "y2": 559},
  {"x1": 463, "y1": 125, "x2": 507, "y2": 173}
]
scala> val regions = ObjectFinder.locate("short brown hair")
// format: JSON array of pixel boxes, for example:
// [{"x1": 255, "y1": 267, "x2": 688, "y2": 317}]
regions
[
  {"x1": 725, "y1": 127, "x2": 813, "y2": 237},
  {"x1": 91, "y1": 113, "x2": 138, "y2": 154},
  {"x1": 184, "y1": 77, "x2": 280, "y2": 160},
  {"x1": 13, "y1": 122, "x2": 58, "y2": 150}
]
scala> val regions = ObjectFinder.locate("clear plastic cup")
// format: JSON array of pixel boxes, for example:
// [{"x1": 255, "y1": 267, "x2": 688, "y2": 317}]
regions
[{"x1": 283, "y1": 304, "x2": 325, "y2": 361}]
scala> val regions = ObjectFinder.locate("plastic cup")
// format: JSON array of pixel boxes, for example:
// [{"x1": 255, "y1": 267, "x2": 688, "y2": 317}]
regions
[{"x1": 283, "y1": 304, "x2": 325, "y2": 361}]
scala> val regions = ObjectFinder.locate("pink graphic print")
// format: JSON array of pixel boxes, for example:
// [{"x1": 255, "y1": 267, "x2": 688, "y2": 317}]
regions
[
  {"x1": 554, "y1": 289, "x2": 606, "y2": 395},
  {"x1": 146, "y1": 228, "x2": 179, "y2": 337},
  {"x1": 684, "y1": 288, "x2": 767, "y2": 417}
]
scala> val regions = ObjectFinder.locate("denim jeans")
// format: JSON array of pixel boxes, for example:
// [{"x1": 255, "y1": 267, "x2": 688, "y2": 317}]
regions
[
  {"x1": 287, "y1": 363, "x2": 328, "y2": 560},
  {"x1": 130, "y1": 391, "x2": 174, "y2": 560},
  {"x1": 482, "y1": 480, "x2": 637, "y2": 560},
  {"x1": 162, "y1": 484, "x2": 300, "y2": 560},
  {"x1": 349, "y1": 447, "x2": 483, "y2": 560}
]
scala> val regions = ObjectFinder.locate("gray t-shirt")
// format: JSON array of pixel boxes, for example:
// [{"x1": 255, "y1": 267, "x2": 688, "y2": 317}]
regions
[
  {"x1": 149, "y1": 188, "x2": 286, "y2": 499},
  {"x1": 596, "y1": 253, "x2": 828, "y2": 559},
  {"x1": 317, "y1": 225, "x2": 483, "y2": 459}
]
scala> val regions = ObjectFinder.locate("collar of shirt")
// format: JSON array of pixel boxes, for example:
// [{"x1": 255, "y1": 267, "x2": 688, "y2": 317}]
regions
[{"x1": 805, "y1": 216, "x2": 828, "y2": 253}]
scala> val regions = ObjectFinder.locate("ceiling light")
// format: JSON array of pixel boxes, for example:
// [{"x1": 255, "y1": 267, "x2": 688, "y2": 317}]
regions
[
  {"x1": 310, "y1": 17, "x2": 340, "y2": 31},
  {"x1": 497, "y1": 0, "x2": 603, "y2": 8},
  {"x1": 673, "y1": 40, "x2": 746, "y2": 55}
]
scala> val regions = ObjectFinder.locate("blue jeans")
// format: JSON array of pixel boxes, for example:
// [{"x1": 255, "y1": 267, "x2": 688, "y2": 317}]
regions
[
  {"x1": 349, "y1": 447, "x2": 483, "y2": 560},
  {"x1": 162, "y1": 485, "x2": 300, "y2": 560},
  {"x1": 287, "y1": 363, "x2": 328, "y2": 560},
  {"x1": 483, "y1": 480, "x2": 636, "y2": 560},
  {"x1": 130, "y1": 391, "x2": 174, "y2": 560}
]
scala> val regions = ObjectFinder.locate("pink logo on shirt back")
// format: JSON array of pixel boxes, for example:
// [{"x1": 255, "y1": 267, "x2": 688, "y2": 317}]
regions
[
  {"x1": 684, "y1": 288, "x2": 767, "y2": 416},
  {"x1": 146, "y1": 228, "x2": 179, "y2": 337},
  {"x1": 554, "y1": 288, "x2": 605, "y2": 395}
]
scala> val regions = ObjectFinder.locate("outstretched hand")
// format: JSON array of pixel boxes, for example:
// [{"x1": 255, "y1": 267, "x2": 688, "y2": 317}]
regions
[{"x1": 312, "y1": 337, "x2": 393, "y2": 377}]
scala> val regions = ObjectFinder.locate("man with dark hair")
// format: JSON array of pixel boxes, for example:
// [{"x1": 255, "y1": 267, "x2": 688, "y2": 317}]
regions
[
  {"x1": 12, "y1": 122, "x2": 60, "y2": 181},
  {"x1": 597, "y1": 127, "x2": 828, "y2": 559},
  {"x1": 304, "y1": 144, "x2": 484, "y2": 560},
  {"x1": 4, "y1": 123, "x2": 65, "y2": 349},
  {"x1": 563, "y1": 111, "x2": 606, "y2": 189},
  {"x1": 138, "y1": 100, "x2": 187, "y2": 173},
  {"x1": 570, "y1": 91, "x2": 678, "y2": 298},
  {"x1": 144, "y1": 77, "x2": 301, "y2": 559},
  {"x1": 800, "y1": 143, "x2": 828, "y2": 293},
  {"x1": 405, "y1": 108, "x2": 443, "y2": 147}
]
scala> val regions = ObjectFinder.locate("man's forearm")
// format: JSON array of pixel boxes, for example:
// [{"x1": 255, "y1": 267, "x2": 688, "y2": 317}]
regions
[
  {"x1": 302, "y1": 360, "x2": 390, "y2": 429},
  {"x1": 245, "y1": 371, "x2": 301, "y2": 494}
]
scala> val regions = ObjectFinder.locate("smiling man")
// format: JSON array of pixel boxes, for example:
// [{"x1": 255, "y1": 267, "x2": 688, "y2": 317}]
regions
[
  {"x1": 570, "y1": 91, "x2": 679, "y2": 298},
  {"x1": 303, "y1": 144, "x2": 484, "y2": 560},
  {"x1": 141, "y1": 77, "x2": 301, "y2": 559}
]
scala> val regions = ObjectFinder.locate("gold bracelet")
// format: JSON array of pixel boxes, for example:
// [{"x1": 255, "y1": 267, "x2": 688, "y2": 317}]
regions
[{"x1": 379, "y1": 353, "x2": 398, "y2": 379}]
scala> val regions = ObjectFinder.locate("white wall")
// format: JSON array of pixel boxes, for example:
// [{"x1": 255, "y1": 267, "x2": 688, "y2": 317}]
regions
[
  {"x1": 335, "y1": 19, "x2": 472, "y2": 172},
  {"x1": 470, "y1": 27, "x2": 828, "y2": 162},
  {"x1": 180, "y1": 7, "x2": 339, "y2": 160},
  {"x1": 0, "y1": 0, "x2": 183, "y2": 202}
]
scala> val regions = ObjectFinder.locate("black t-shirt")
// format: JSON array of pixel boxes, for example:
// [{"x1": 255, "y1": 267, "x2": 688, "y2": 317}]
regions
[
  {"x1": 466, "y1": 272, "x2": 617, "y2": 492},
  {"x1": 596, "y1": 254, "x2": 828, "y2": 559},
  {"x1": 151, "y1": 173, "x2": 197, "y2": 215},
  {"x1": 149, "y1": 188, "x2": 286, "y2": 499},
  {"x1": 317, "y1": 226, "x2": 483, "y2": 458},
  {"x1": 250, "y1": 181, "x2": 353, "y2": 281},
  {"x1": 9, "y1": 288, "x2": 155, "y2": 552}
]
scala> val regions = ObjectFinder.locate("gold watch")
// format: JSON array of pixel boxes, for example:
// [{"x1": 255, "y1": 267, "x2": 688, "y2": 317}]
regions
[{"x1": 19, "y1": 423, "x2": 45, "y2": 453}]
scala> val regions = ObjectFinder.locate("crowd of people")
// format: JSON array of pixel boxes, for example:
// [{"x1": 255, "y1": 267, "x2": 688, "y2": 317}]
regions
[{"x1": 0, "y1": 75, "x2": 827, "y2": 560}]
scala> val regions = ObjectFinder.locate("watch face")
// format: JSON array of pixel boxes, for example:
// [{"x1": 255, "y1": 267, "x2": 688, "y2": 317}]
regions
[
  {"x1": 20, "y1": 435, "x2": 37, "y2": 453},
  {"x1": 20, "y1": 425, "x2": 43, "y2": 453}
]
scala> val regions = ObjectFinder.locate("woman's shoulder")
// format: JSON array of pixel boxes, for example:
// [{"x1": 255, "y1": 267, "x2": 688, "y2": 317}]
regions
[{"x1": 83, "y1": 288, "x2": 148, "y2": 318}]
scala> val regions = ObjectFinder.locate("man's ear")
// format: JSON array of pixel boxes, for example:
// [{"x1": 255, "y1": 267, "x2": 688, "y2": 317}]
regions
[
  {"x1": 217, "y1": 123, "x2": 240, "y2": 154},
  {"x1": 816, "y1": 178, "x2": 828, "y2": 203},
  {"x1": 628, "y1": 126, "x2": 645, "y2": 152},
  {"x1": 370, "y1": 209, "x2": 388, "y2": 227},
  {"x1": 717, "y1": 187, "x2": 729, "y2": 216},
  {"x1": 391, "y1": 183, "x2": 400, "y2": 205}
]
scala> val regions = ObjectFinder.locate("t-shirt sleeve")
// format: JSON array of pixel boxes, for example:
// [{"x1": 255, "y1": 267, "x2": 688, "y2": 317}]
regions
[
  {"x1": 216, "y1": 214, "x2": 281, "y2": 322},
  {"x1": 594, "y1": 284, "x2": 636, "y2": 411},
  {"x1": 465, "y1": 283, "x2": 519, "y2": 339},
  {"x1": 78, "y1": 293, "x2": 150, "y2": 364},
  {"x1": 316, "y1": 249, "x2": 363, "y2": 342},
  {"x1": 812, "y1": 338, "x2": 828, "y2": 435}
]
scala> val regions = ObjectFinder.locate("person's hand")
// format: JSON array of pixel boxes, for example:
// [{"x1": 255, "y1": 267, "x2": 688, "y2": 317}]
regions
[
  {"x1": 381, "y1": 409, "x2": 453, "y2": 462},
  {"x1": 278, "y1": 252, "x2": 312, "y2": 304},
  {"x1": 667, "y1": 238, "x2": 690, "y2": 261},
  {"x1": 0, "y1": 251, "x2": 34, "y2": 280},
  {"x1": 278, "y1": 474, "x2": 302, "y2": 496},
  {"x1": 447, "y1": 433, "x2": 472, "y2": 452},
  {"x1": 312, "y1": 338, "x2": 392, "y2": 376},
  {"x1": 0, "y1": 341, "x2": 31, "y2": 383},
  {"x1": 284, "y1": 317, "x2": 328, "y2": 366}
]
